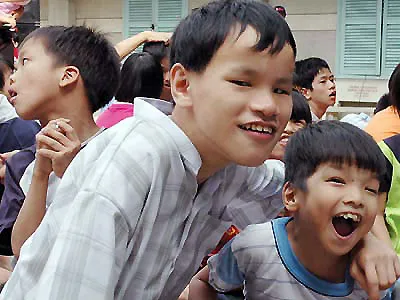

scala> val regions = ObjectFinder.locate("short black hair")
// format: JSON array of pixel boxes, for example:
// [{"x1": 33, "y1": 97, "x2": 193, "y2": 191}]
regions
[
  {"x1": 115, "y1": 52, "x2": 163, "y2": 103},
  {"x1": 294, "y1": 57, "x2": 331, "y2": 90},
  {"x1": 389, "y1": 63, "x2": 400, "y2": 115},
  {"x1": 21, "y1": 26, "x2": 120, "y2": 112},
  {"x1": 170, "y1": 0, "x2": 296, "y2": 73},
  {"x1": 374, "y1": 93, "x2": 391, "y2": 114},
  {"x1": 143, "y1": 41, "x2": 170, "y2": 64},
  {"x1": 284, "y1": 120, "x2": 387, "y2": 192},
  {"x1": 291, "y1": 90, "x2": 312, "y2": 124},
  {"x1": 0, "y1": 55, "x2": 13, "y2": 90}
]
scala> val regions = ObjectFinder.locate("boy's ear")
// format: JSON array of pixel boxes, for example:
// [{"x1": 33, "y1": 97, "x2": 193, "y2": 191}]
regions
[
  {"x1": 59, "y1": 66, "x2": 80, "y2": 88},
  {"x1": 283, "y1": 182, "x2": 301, "y2": 213},
  {"x1": 170, "y1": 63, "x2": 192, "y2": 107},
  {"x1": 300, "y1": 88, "x2": 312, "y2": 101}
]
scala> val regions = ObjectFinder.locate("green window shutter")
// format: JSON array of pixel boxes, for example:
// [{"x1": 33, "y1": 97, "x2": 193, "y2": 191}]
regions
[
  {"x1": 382, "y1": 0, "x2": 400, "y2": 76},
  {"x1": 155, "y1": 0, "x2": 187, "y2": 33},
  {"x1": 124, "y1": 0, "x2": 154, "y2": 38},
  {"x1": 337, "y1": 0, "x2": 383, "y2": 76}
]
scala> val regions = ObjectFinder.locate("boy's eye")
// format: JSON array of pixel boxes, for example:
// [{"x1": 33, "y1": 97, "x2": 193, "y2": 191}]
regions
[
  {"x1": 327, "y1": 177, "x2": 345, "y2": 184},
  {"x1": 365, "y1": 187, "x2": 378, "y2": 195},
  {"x1": 274, "y1": 88, "x2": 290, "y2": 95},
  {"x1": 229, "y1": 80, "x2": 251, "y2": 87}
]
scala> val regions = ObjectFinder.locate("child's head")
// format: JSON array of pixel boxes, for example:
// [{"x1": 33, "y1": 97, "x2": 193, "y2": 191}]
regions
[
  {"x1": 294, "y1": 57, "x2": 336, "y2": 109},
  {"x1": 10, "y1": 26, "x2": 120, "y2": 121},
  {"x1": 269, "y1": 90, "x2": 311, "y2": 161},
  {"x1": 0, "y1": 55, "x2": 13, "y2": 99},
  {"x1": 115, "y1": 52, "x2": 163, "y2": 103},
  {"x1": 169, "y1": 0, "x2": 297, "y2": 168},
  {"x1": 143, "y1": 41, "x2": 171, "y2": 101},
  {"x1": 389, "y1": 63, "x2": 400, "y2": 115},
  {"x1": 283, "y1": 121, "x2": 387, "y2": 255}
]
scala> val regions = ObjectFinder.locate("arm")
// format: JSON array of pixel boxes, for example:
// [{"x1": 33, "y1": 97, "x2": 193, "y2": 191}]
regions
[
  {"x1": 371, "y1": 192, "x2": 392, "y2": 247},
  {"x1": 114, "y1": 31, "x2": 172, "y2": 59},
  {"x1": 188, "y1": 267, "x2": 217, "y2": 300},
  {"x1": 12, "y1": 119, "x2": 81, "y2": 256}
]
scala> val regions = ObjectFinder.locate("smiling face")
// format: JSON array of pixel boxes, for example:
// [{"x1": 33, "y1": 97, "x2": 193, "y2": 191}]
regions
[
  {"x1": 9, "y1": 38, "x2": 64, "y2": 122},
  {"x1": 306, "y1": 68, "x2": 336, "y2": 108},
  {"x1": 171, "y1": 26, "x2": 295, "y2": 169},
  {"x1": 286, "y1": 162, "x2": 379, "y2": 257},
  {"x1": 270, "y1": 119, "x2": 307, "y2": 161}
]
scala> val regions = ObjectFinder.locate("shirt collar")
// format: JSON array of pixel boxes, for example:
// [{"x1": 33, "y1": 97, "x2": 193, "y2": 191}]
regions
[{"x1": 134, "y1": 98, "x2": 202, "y2": 175}]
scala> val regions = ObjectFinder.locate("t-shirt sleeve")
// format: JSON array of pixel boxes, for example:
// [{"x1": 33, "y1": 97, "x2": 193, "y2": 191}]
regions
[{"x1": 208, "y1": 239, "x2": 245, "y2": 292}]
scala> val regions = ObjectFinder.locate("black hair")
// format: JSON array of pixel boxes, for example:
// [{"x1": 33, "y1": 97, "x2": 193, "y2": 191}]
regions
[
  {"x1": 21, "y1": 26, "x2": 120, "y2": 112},
  {"x1": 291, "y1": 90, "x2": 312, "y2": 124},
  {"x1": 274, "y1": 5, "x2": 287, "y2": 18},
  {"x1": 142, "y1": 41, "x2": 170, "y2": 64},
  {"x1": 294, "y1": 57, "x2": 331, "y2": 90},
  {"x1": 0, "y1": 55, "x2": 13, "y2": 90},
  {"x1": 115, "y1": 52, "x2": 163, "y2": 103},
  {"x1": 284, "y1": 120, "x2": 387, "y2": 192},
  {"x1": 388, "y1": 63, "x2": 400, "y2": 115},
  {"x1": 374, "y1": 93, "x2": 391, "y2": 114},
  {"x1": 170, "y1": 0, "x2": 296, "y2": 73}
]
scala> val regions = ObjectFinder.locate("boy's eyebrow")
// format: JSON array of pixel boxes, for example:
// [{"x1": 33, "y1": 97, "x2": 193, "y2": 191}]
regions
[
  {"x1": 229, "y1": 67, "x2": 293, "y2": 84},
  {"x1": 276, "y1": 77, "x2": 293, "y2": 85}
]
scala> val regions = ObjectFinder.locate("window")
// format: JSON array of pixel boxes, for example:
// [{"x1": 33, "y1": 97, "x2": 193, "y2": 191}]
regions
[
  {"x1": 123, "y1": 0, "x2": 188, "y2": 37},
  {"x1": 337, "y1": 0, "x2": 400, "y2": 77}
]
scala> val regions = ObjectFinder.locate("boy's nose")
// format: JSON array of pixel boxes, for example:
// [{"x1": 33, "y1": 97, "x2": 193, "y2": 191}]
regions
[
  {"x1": 249, "y1": 91, "x2": 280, "y2": 119},
  {"x1": 343, "y1": 189, "x2": 364, "y2": 208}
]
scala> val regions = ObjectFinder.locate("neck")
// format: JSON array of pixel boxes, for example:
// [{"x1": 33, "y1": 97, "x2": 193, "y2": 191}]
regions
[
  {"x1": 309, "y1": 101, "x2": 329, "y2": 119},
  {"x1": 39, "y1": 96, "x2": 100, "y2": 143},
  {"x1": 171, "y1": 111, "x2": 229, "y2": 183},
  {"x1": 286, "y1": 219, "x2": 349, "y2": 283}
]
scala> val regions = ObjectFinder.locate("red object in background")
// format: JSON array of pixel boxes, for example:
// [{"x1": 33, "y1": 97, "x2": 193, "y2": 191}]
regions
[{"x1": 199, "y1": 225, "x2": 240, "y2": 269}]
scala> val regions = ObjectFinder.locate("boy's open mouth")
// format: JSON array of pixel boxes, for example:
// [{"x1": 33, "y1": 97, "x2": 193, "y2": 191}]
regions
[{"x1": 332, "y1": 212, "x2": 361, "y2": 237}]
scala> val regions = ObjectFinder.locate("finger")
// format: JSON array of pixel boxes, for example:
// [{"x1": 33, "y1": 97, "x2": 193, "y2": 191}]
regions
[
  {"x1": 395, "y1": 255, "x2": 400, "y2": 278},
  {"x1": 37, "y1": 148, "x2": 58, "y2": 160},
  {"x1": 41, "y1": 126, "x2": 71, "y2": 147},
  {"x1": 382, "y1": 258, "x2": 397, "y2": 289},
  {"x1": 364, "y1": 263, "x2": 380, "y2": 300},
  {"x1": 54, "y1": 121, "x2": 80, "y2": 143},
  {"x1": 351, "y1": 261, "x2": 368, "y2": 291},
  {"x1": 375, "y1": 258, "x2": 391, "y2": 289},
  {"x1": 36, "y1": 134, "x2": 64, "y2": 152}
]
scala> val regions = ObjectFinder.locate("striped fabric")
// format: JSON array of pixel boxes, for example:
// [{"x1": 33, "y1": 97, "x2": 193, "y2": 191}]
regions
[
  {"x1": 209, "y1": 218, "x2": 388, "y2": 299},
  {"x1": 1, "y1": 98, "x2": 285, "y2": 300}
]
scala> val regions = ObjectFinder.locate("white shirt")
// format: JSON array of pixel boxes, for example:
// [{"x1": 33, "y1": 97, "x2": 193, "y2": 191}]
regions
[
  {"x1": 1, "y1": 98, "x2": 285, "y2": 300},
  {"x1": 0, "y1": 94, "x2": 17, "y2": 123},
  {"x1": 209, "y1": 218, "x2": 388, "y2": 300}
]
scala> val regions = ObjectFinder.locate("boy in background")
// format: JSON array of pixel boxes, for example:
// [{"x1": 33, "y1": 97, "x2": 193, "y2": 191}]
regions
[
  {"x1": 190, "y1": 121, "x2": 391, "y2": 299},
  {"x1": 294, "y1": 57, "x2": 336, "y2": 123}
]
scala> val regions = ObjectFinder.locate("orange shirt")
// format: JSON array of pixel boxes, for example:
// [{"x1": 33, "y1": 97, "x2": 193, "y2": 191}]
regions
[{"x1": 365, "y1": 106, "x2": 400, "y2": 142}]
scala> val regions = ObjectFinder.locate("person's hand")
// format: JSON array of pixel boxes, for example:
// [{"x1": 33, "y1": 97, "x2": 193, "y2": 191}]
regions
[
  {"x1": 178, "y1": 286, "x2": 189, "y2": 300},
  {"x1": 350, "y1": 232, "x2": 400, "y2": 300},
  {"x1": 35, "y1": 119, "x2": 81, "y2": 178},
  {"x1": 143, "y1": 31, "x2": 172, "y2": 45},
  {"x1": 0, "y1": 150, "x2": 20, "y2": 184}
]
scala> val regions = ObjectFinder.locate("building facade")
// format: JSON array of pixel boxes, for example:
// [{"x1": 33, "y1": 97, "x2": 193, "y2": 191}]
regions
[{"x1": 40, "y1": 0, "x2": 400, "y2": 115}]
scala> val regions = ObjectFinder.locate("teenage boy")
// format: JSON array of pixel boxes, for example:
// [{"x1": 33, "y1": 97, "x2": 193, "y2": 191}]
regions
[
  {"x1": 190, "y1": 121, "x2": 390, "y2": 299},
  {"x1": 1, "y1": 2, "x2": 398, "y2": 300},
  {"x1": 0, "y1": 26, "x2": 120, "y2": 257},
  {"x1": 294, "y1": 57, "x2": 336, "y2": 123}
]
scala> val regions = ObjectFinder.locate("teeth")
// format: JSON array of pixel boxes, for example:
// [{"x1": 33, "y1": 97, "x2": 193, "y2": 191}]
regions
[
  {"x1": 337, "y1": 212, "x2": 360, "y2": 222},
  {"x1": 241, "y1": 124, "x2": 273, "y2": 134}
]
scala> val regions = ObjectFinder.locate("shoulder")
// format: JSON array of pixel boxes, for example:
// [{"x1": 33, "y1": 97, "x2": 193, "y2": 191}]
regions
[{"x1": 231, "y1": 222, "x2": 275, "y2": 254}]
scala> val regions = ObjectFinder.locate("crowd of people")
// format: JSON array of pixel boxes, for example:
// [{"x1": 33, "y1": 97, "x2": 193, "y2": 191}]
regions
[{"x1": 0, "y1": 0, "x2": 399, "y2": 299}]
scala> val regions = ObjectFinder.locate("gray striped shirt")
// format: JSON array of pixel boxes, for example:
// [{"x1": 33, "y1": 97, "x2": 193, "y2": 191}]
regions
[{"x1": 1, "y1": 99, "x2": 285, "y2": 300}]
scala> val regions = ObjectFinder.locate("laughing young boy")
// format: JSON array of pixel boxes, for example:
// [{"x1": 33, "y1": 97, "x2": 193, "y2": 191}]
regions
[
  {"x1": 1, "y1": 1, "x2": 398, "y2": 300},
  {"x1": 190, "y1": 121, "x2": 390, "y2": 299}
]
